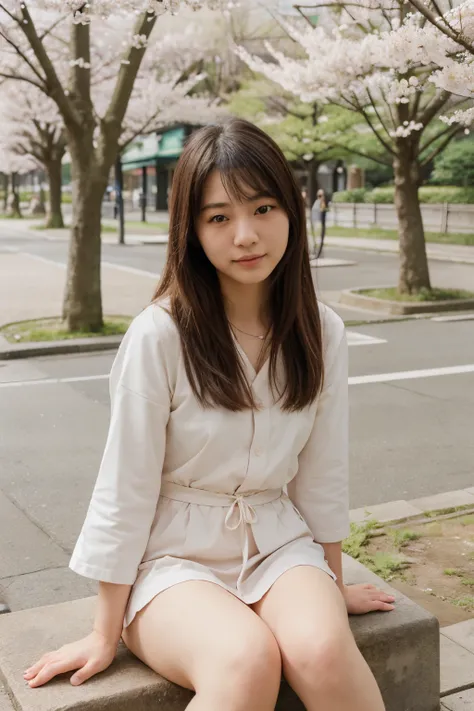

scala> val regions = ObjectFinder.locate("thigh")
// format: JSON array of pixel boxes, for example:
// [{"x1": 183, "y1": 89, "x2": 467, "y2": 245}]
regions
[
  {"x1": 251, "y1": 566, "x2": 352, "y2": 672},
  {"x1": 122, "y1": 580, "x2": 281, "y2": 692}
]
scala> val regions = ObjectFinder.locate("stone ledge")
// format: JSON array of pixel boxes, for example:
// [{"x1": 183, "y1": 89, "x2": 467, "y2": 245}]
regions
[
  {"x1": 0, "y1": 556, "x2": 440, "y2": 711},
  {"x1": 339, "y1": 287, "x2": 474, "y2": 316}
]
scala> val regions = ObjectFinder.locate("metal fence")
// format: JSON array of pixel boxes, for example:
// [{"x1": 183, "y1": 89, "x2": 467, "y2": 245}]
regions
[{"x1": 328, "y1": 202, "x2": 474, "y2": 234}]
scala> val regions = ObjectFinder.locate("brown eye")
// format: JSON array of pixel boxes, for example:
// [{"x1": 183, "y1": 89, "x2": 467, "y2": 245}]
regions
[
  {"x1": 210, "y1": 214, "x2": 227, "y2": 223},
  {"x1": 256, "y1": 205, "x2": 275, "y2": 215}
]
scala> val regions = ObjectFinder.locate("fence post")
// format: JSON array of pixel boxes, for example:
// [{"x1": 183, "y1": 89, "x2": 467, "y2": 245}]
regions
[
  {"x1": 373, "y1": 202, "x2": 377, "y2": 227},
  {"x1": 441, "y1": 202, "x2": 448, "y2": 233},
  {"x1": 353, "y1": 202, "x2": 357, "y2": 228},
  {"x1": 334, "y1": 201, "x2": 338, "y2": 226}
]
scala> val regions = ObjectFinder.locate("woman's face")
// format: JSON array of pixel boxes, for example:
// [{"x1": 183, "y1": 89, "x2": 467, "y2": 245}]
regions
[{"x1": 195, "y1": 169, "x2": 289, "y2": 288}]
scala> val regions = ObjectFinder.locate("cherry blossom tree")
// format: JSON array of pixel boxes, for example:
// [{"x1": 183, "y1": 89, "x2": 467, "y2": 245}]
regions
[
  {"x1": 0, "y1": 1, "x2": 223, "y2": 331},
  {"x1": 0, "y1": 146, "x2": 37, "y2": 217},
  {"x1": 0, "y1": 85, "x2": 67, "y2": 226},
  {"x1": 238, "y1": 0, "x2": 470, "y2": 294}
]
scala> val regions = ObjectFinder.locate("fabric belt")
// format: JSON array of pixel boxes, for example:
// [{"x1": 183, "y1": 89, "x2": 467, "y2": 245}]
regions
[{"x1": 160, "y1": 480, "x2": 284, "y2": 591}]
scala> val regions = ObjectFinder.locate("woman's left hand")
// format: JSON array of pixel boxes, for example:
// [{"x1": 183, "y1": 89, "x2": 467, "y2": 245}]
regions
[{"x1": 343, "y1": 583, "x2": 395, "y2": 614}]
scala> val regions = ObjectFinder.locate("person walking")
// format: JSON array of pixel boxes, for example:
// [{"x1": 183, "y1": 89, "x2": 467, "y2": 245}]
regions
[
  {"x1": 311, "y1": 188, "x2": 329, "y2": 255},
  {"x1": 23, "y1": 119, "x2": 394, "y2": 710}
]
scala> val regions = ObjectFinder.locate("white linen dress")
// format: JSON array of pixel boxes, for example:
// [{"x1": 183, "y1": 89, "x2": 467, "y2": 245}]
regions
[{"x1": 69, "y1": 300, "x2": 350, "y2": 629}]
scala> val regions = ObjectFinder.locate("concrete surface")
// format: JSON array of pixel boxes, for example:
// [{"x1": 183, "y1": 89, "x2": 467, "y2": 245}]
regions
[
  {"x1": 440, "y1": 636, "x2": 474, "y2": 695},
  {"x1": 442, "y1": 620, "x2": 474, "y2": 655},
  {"x1": 441, "y1": 688, "x2": 474, "y2": 710},
  {"x1": 0, "y1": 557, "x2": 440, "y2": 711}
]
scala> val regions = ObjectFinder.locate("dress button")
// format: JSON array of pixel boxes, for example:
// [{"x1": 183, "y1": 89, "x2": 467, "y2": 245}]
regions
[{"x1": 254, "y1": 447, "x2": 263, "y2": 457}]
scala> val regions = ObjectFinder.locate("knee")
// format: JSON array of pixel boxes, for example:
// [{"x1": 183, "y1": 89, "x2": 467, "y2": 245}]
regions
[
  {"x1": 282, "y1": 629, "x2": 355, "y2": 692},
  {"x1": 201, "y1": 627, "x2": 282, "y2": 698}
]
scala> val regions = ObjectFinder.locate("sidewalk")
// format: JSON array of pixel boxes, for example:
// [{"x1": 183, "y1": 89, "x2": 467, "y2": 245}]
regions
[{"x1": 0, "y1": 252, "x2": 157, "y2": 328}]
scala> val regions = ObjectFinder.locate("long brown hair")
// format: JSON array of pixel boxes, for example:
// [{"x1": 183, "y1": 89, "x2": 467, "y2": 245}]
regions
[{"x1": 154, "y1": 118, "x2": 324, "y2": 411}]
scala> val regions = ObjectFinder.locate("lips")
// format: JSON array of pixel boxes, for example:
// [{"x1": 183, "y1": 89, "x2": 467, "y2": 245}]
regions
[{"x1": 235, "y1": 254, "x2": 265, "y2": 262}]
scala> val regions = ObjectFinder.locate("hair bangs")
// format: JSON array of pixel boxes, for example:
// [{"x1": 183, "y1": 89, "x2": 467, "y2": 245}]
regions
[{"x1": 217, "y1": 154, "x2": 281, "y2": 207}]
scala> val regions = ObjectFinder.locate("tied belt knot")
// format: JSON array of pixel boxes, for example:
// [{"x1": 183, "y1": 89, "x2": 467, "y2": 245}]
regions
[{"x1": 160, "y1": 480, "x2": 283, "y2": 592}]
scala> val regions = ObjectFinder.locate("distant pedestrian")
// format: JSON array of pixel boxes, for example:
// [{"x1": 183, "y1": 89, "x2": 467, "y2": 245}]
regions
[{"x1": 312, "y1": 188, "x2": 329, "y2": 244}]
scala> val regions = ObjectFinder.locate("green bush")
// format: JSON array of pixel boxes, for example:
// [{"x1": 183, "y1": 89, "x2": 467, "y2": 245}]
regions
[
  {"x1": 431, "y1": 138, "x2": 474, "y2": 187},
  {"x1": 332, "y1": 188, "x2": 367, "y2": 203},
  {"x1": 418, "y1": 186, "x2": 474, "y2": 204},
  {"x1": 364, "y1": 187, "x2": 394, "y2": 203},
  {"x1": 332, "y1": 185, "x2": 474, "y2": 204}
]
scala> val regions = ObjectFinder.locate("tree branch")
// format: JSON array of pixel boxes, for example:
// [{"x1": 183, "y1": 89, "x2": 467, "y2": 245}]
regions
[
  {"x1": 70, "y1": 10, "x2": 91, "y2": 107},
  {"x1": 104, "y1": 12, "x2": 158, "y2": 129},
  {"x1": 407, "y1": 0, "x2": 474, "y2": 53},
  {"x1": 16, "y1": 3, "x2": 80, "y2": 128},
  {"x1": 0, "y1": 29, "x2": 47, "y2": 86},
  {"x1": 0, "y1": 71, "x2": 45, "y2": 91},
  {"x1": 418, "y1": 89, "x2": 451, "y2": 127},
  {"x1": 420, "y1": 125, "x2": 461, "y2": 167}
]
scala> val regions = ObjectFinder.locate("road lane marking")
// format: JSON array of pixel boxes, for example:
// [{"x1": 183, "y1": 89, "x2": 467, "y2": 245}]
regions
[
  {"x1": 5, "y1": 249, "x2": 160, "y2": 278},
  {"x1": 2, "y1": 364, "x2": 474, "y2": 389},
  {"x1": 431, "y1": 314, "x2": 474, "y2": 322},
  {"x1": 346, "y1": 331, "x2": 387, "y2": 346},
  {"x1": 349, "y1": 363, "x2": 474, "y2": 385},
  {"x1": 0, "y1": 374, "x2": 109, "y2": 388}
]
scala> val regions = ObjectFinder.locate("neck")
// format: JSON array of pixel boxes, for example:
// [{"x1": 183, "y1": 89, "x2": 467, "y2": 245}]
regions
[{"x1": 220, "y1": 277, "x2": 270, "y2": 329}]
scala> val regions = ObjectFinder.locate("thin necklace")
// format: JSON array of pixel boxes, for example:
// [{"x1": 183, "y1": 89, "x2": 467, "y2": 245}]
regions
[{"x1": 229, "y1": 322, "x2": 267, "y2": 340}]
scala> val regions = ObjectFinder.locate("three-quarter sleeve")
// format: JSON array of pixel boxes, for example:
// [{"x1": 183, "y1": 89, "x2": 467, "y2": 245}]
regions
[
  {"x1": 287, "y1": 313, "x2": 350, "y2": 543},
  {"x1": 69, "y1": 306, "x2": 173, "y2": 585}
]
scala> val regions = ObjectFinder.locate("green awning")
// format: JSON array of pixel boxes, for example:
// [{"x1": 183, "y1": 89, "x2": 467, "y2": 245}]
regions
[{"x1": 121, "y1": 127, "x2": 186, "y2": 171}]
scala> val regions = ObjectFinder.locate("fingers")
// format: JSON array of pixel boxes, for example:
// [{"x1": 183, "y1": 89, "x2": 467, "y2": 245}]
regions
[
  {"x1": 373, "y1": 601, "x2": 395, "y2": 611},
  {"x1": 70, "y1": 659, "x2": 101, "y2": 686},
  {"x1": 26, "y1": 658, "x2": 81, "y2": 688}
]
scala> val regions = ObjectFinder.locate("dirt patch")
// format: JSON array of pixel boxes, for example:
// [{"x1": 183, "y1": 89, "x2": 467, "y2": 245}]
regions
[{"x1": 344, "y1": 514, "x2": 474, "y2": 623}]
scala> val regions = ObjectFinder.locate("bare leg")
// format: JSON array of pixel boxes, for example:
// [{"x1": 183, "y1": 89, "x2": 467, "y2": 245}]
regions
[
  {"x1": 123, "y1": 580, "x2": 282, "y2": 711},
  {"x1": 252, "y1": 566, "x2": 385, "y2": 711}
]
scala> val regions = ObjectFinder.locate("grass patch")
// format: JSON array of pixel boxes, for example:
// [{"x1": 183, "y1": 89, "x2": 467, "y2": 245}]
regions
[
  {"x1": 424, "y1": 505, "x2": 474, "y2": 518},
  {"x1": 452, "y1": 596, "x2": 474, "y2": 611},
  {"x1": 389, "y1": 529, "x2": 421, "y2": 548},
  {"x1": 444, "y1": 568, "x2": 461, "y2": 577},
  {"x1": 101, "y1": 220, "x2": 169, "y2": 234},
  {"x1": 364, "y1": 552, "x2": 409, "y2": 581},
  {"x1": 1, "y1": 316, "x2": 132, "y2": 343},
  {"x1": 342, "y1": 519, "x2": 380, "y2": 559},
  {"x1": 461, "y1": 579, "x2": 474, "y2": 587},
  {"x1": 325, "y1": 225, "x2": 474, "y2": 246},
  {"x1": 359, "y1": 287, "x2": 474, "y2": 303}
]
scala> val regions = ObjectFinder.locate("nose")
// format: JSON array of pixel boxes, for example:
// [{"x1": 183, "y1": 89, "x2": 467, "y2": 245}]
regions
[{"x1": 233, "y1": 217, "x2": 259, "y2": 248}]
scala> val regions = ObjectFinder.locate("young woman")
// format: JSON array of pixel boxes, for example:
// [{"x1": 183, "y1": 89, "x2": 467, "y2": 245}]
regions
[{"x1": 23, "y1": 119, "x2": 395, "y2": 710}]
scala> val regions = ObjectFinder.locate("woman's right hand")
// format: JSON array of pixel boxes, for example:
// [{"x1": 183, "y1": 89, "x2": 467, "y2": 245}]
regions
[{"x1": 23, "y1": 630, "x2": 118, "y2": 688}]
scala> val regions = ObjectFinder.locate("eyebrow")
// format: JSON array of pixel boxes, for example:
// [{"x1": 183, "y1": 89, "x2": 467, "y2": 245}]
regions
[{"x1": 200, "y1": 191, "x2": 275, "y2": 213}]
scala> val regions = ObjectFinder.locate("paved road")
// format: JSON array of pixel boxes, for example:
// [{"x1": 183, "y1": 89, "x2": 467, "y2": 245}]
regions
[{"x1": 0, "y1": 226, "x2": 473, "y2": 612}]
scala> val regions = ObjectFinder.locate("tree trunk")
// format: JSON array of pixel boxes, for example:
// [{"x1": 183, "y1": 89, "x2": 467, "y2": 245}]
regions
[
  {"x1": 6, "y1": 173, "x2": 22, "y2": 218},
  {"x1": 45, "y1": 158, "x2": 64, "y2": 228},
  {"x1": 1, "y1": 174, "x2": 9, "y2": 212},
  {"x1": 62, "y1": 157, "x2": 106, "y2": 331},
  {"x1": 393, "y1": 149, "x2": 431, "y2": 294}
]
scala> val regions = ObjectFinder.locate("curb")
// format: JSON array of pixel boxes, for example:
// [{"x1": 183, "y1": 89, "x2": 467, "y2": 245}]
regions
[
  {"x1": 350, "y1": 487, "x2": 474, "y2": 527},
  {"x1": 340, "y1": 286, "x2": 474, "y2": 316},
  {"x1": 0, "y1": 334, "x2": 123, "y2": 361},
  {"x1": 324, "y1": 237, "x2": 474, "y2": 266}
]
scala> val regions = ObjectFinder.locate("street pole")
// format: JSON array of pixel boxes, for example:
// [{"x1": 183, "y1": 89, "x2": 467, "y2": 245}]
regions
[
  {"x1": 141, "y1": 165, "x2": 147, "y2": 223},
  {"x1": 115, "y1": 157, "x2": 125, "y2": 245}
]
